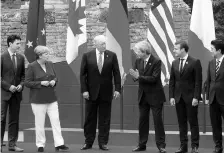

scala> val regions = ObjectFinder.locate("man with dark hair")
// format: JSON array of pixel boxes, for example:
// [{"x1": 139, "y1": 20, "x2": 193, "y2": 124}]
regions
[
  {"x1": 169, "y1": 41, "x2": 202, "y2": 153},
  {"x1": 206, "y1": 39, "x2": 224, "y2": 153},
  {"x1": 1, "y1": 35, "x2": 25, "y2": 152}
]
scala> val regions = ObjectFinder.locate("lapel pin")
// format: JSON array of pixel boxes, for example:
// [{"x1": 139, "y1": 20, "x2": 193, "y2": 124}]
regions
[
  {"x1": 149, "y1": 63, "x2": 151, "y2": 65},
  {"x1": 186, "y1": 61, "x2": 188, "y2": 65}
]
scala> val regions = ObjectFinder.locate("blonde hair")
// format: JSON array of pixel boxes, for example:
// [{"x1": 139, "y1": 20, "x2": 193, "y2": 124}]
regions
[
  {"x1": 135, "y1": 40, "x2": 152, "y2": 55},
  {"x1": 34, "y1": 45, "x2": 50, "y2": 58}
]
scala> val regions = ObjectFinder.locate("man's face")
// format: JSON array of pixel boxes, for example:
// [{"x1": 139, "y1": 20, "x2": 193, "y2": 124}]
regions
[
  {"x1": 173, "y1": 44, "x2": 184, "y2": 58},
  {"x1": 134, "y1": 48, "x2": 147, "y2": 59},
  {"x1": 9, "y1": 39, "x2": 21, "y2": 53},
  {"x1": 211, "y1": 44, "x2": 221, "y2": 58},
  {"x1": 95, "y1": 40, "x2": 106, "y2": 52}
]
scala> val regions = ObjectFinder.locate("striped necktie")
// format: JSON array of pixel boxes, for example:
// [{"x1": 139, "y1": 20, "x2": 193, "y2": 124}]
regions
[
  {"x1": 98, "y1": 52, "x2": 103, "y2": 73},
  {"x1": 216, "y1": 60, "x2": 220, "y2": 77}
]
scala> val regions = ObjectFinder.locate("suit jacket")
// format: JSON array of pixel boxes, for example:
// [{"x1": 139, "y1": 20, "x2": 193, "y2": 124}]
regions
[
  {"x1": 169, "y1": 55, "x2": 202, "y2": 104},
  {"x1": 134, "y1": 55, "x2": 166, "y2": 105},
  {"x1": 1, "y1": 51, "x2": 25, "y2": 101},
  {"x1": 80, "y1": 49, "x2": 121, "y2": 101},
  {"x1": 24, "y1": 61, "x2": 57, "y2": 104},
  {"x1": 206, "y1": 58, "x2": 224, "y2": 105}
]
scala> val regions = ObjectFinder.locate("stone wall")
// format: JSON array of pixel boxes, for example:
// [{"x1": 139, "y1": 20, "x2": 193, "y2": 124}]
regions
[{"x1": 1, "y1": 0, "x2": 190, "y2": 65}]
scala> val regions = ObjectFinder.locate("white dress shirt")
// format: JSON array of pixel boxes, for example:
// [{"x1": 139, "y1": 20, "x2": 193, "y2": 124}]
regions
[
  {"x1": 96, "y1": 48, "x2": 104, "y2": 65},
  {"x1": 216, "y1": 54, "x2": 224, "y2": 68}
]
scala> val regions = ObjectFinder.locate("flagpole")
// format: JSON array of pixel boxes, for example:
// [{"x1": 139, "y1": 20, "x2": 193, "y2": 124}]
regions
[
  {"x1": 120, "y1": 86, "x2": 124, "y2": 130},
  {"x1": 202, "y1": 82, "x2": 207, "y2": 133},
  {"x1": 80, "y1": 92, "x2": 84, "y2": 129}
]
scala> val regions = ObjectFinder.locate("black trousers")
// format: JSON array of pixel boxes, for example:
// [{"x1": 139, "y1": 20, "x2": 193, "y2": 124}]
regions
[
  {"x1": 210, "y1": 96, "x2": 224, "y2": 149},
  {"x1": 84, "y1": 92, "x2": 112, "y2": 145},
  {"x1": 1, "y1": 94, "x2": 21, "y2": 147},
  {"x1": 138, "y1": 93, "x2": 166, "y2": 149},
  {"x1": 175, "y1": 97, "x2": 199, "y2": 148}
]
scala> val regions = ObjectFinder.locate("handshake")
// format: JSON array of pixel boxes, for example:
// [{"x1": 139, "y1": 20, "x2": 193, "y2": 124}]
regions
[{"x1": 41, "y1": 80, "x2": 56, "y2": 87}]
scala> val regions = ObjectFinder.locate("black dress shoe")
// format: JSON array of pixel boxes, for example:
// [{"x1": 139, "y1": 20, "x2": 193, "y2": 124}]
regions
[
  {"x1": 132, "y1": 145, "x2": 146, "y2": 152},
  {"x1": 37, "y1": 147, "x2": 44, "y2": 152},
  {"x1": 159, "y1": 148, "x2": 166, "y2": 153},
  {"x1": 175, "y1": 146, "x2": 188, "y2": 153},
  {"x1": 191, "y1": 147, "x2": 198, "y2": 153},
  {"x1": 99, "y1": 144, "x2": 109, "y2": 151},
  {"x1": 80, "y1": 144, "x2": 92, "y2": 150},
  {"x1": 55, "y1": 145, "x2": 69, "y2": 152},
  {"x1": 1, "y1": 143, "x2": 6, "y2": 146},
  {"x1": 213, "y1": 147, "x2": 223, "y2": 153}
]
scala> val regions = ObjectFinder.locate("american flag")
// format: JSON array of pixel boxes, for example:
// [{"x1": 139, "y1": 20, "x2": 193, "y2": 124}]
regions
[
  {"x1": 66, "y1": 0, "x2": 87, "y2": 82},
  {"x1": 147, "y1": 0, "x2": 176, "y2": 86}
]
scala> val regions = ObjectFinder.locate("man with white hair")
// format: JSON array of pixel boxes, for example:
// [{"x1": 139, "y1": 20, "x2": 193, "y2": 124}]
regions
[
  {"x1": 130, "y1": 40, "x2": 166, "y2": 153},
  {"x1": 80, "y1": 35, "x2": 121, "y2": 151}
]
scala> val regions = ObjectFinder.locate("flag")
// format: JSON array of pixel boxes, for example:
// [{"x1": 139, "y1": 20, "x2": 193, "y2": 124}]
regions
[
  {"x1": 147, "y1": 0, "x2": 176, "y2": 86},
  {"x1": 188, "y1": 0, "x2": 215, "y2": 84},
  {"x1": 66, "y1": 0, "x2": 87, "y2": 82},
  {"x1": 106, "y1": 0, "x2": 131, "y2": 86},
  {"x1": 25, "y1": 0, "x2": 46, "y2": 63}
]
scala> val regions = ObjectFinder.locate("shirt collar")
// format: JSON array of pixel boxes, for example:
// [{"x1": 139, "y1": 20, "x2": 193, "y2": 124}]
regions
[
  {"x1": 144, "y1": 54, "x2": 151, "y2": 62},
  {"x1": 217, "y1": 55, "x2": 224, "y2": 63},
  {"x1": 181, "y1": 54, "x2": 188, "y2": 60},
  {"x1": 96, "y1": 48, "x2": 104, "y2": 55},
  {"x1": 8, "y1": 49, "x2": 16, "y2": 57}
]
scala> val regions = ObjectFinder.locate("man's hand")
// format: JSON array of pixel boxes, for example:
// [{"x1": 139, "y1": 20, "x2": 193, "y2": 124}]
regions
[
  {"x1": 129, "y1": 69, "x2": 139, "y2": 79},
  {"x1": 41, "y1": 81, "x2": 50, "y2": 86},
  {"x1": 83, "y1": 92, "x2": 89, "y2": 100},
  {"x1": 113, "y1": 91, "x2": 120, "y2": 99},
  {"x1": 16, "y1": 85, "x2": 22, "y2": 92},
  {"x1": 170, "y1": 98, "x2": 175, "y2": 106},
  {"x1": 192, "y1": 98, "x2": 199, "y2": 106},
  {"x1": 205, "y1": 100, "x2": 209, "y2": 105},
  {"x1": 49, "y1": 80, "x2": 56, "y2": 87},
  {"x1": 9, "y1": 85, "x2": 17, "y2": 93}
]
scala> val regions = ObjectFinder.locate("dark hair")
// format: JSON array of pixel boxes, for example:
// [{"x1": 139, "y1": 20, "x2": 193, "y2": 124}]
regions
[
  {"x1": 211, "y1": 39, "x2": 224, "y2": 54},
  {"x1": 7, "y1": 35, "x2": 21, "y2": 47},
  {"x1": 175, "y1": 40, "x2": 189, "y2": 53}
]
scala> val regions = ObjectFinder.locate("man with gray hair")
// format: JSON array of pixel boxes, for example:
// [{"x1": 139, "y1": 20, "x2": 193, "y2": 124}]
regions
[
  {"x1": 130, "y1": 40, "x2": 166, "y2": 153},
  {"x1": 80, "y1": 35, "x2": 121, "y2": 151}
]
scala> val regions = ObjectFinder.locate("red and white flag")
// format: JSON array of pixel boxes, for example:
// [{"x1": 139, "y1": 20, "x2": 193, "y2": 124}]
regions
[{"x1": 66, "y1": 0, "x2": 87, "y2": 82}]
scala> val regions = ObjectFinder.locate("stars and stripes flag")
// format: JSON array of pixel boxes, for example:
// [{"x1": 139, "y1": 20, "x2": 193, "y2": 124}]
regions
[
  {"x1": 188, "y1": 0, "x2": 215, "y2": 84},
  {"x1": 66, "y1": 0, "x2": 87, "y2": 82},
  {"x1": 25, "y1": 0, "x2": 46, "y2": 63},
  {"x1": 106, "y1": 0, "x2": 131, "y2": 86},
  {"x1": 147, "y1": 0, "x2": 176, "y2": 86}
]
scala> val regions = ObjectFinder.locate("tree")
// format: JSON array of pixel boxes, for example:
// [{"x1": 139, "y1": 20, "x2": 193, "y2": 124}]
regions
[{"x1": 183, "y1": 0, "x2": 224, "y2": 39}]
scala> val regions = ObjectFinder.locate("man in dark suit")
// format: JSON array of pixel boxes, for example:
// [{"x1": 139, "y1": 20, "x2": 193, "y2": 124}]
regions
[
  {"x1": 80, "y1": 35, "x2": 121, "y2": 151},
  {"x1": 169, "y1": 41, "x2": 202, "y2": 153},
  {"x1": 1, "y1": 35, "x2": 25, "y2": 152},
  {"x1": 206, "y1": 39, "x2": 224, "y2": 153},
  {"x1": 130, "y1": 40, "x2": 166, "y2": 153}
]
